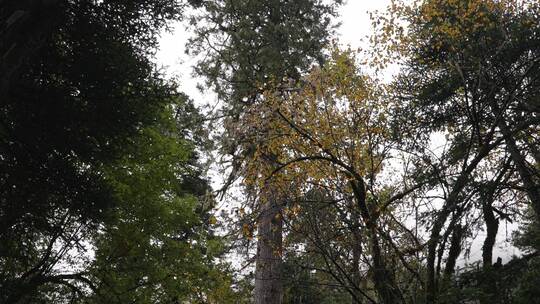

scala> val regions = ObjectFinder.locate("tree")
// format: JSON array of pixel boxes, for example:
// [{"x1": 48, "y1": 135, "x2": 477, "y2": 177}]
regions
[
  {"x1": 373, "y1": 0, "x2": 540, "y2": 301},
  {"x1": 85, "y1": 96, "x2": 237, "y2": 304},
  {"x1": 0, "y1": 1, "x2": 236, "y2": 302},
  {"x1": 188, "y1": 1, "x2": 343, "y2": 303},
  {"x1": 239, "y1": 49, "x2": 430, "y2": 303}
]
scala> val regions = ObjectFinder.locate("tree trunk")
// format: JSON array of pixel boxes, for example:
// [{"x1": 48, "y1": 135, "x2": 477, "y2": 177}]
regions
[
  {"x1": 497, "y1": 119, "x2": 540, "y2": 218},
  {"x1": 254, "y1": 194, "x2": 283, "y2": 304},
  {"x1": 350, "y1": 180, "x2": 401, "y2": 304},
  {"x1": 426, "y1": 140, "x2": 496, "y2": 303},
  {"x1": 443, "y1": 224, "x2": 463, "y2": 280},
  {"x1": 427, "y1": 197, "x2": 461, "y2": 302},
  {"x1": 482, "y1": 201, "x2": 499, "y2": 268},
  {"x1": 491, "y1": 102, "x2": 540, "y2": 218},
  {"x1": 479, "y1": 183, "x2": 501, "y2": 304},
  {"x1": 351, "y1": 208, "x2": 363, "y2": 304}
]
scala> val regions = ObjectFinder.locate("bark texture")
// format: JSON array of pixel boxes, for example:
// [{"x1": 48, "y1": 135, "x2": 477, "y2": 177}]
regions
[{"x1": 254, "y1": 195, "x2": 283, "y2": 304}]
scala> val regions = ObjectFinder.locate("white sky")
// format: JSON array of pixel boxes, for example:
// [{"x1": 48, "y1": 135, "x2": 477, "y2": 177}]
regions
[{"x1": 155, "y1": 0, "x2": 520, "y2": 266}]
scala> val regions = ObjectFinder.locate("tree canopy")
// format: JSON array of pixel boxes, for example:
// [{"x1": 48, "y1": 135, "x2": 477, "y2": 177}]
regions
[{"x1": 1, "y1": 0, "x2": 539, "y2": 303}]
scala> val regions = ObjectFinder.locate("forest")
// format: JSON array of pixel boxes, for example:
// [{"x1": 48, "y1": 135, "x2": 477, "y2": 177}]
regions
[{"x1": 0, "y1": 0, "x2": 539, "y2": 303}]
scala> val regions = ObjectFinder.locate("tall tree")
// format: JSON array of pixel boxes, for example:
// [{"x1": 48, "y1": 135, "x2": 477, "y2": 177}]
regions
[
  {"x1": 188, "y1": 1, "x2": 342, "y2": 303},
  {"x1": 240, "y1": 49, "x2": 427, "y2": 303},
  {"x1": 85, "y1": 96, "x2": 237, "y2": 304}
]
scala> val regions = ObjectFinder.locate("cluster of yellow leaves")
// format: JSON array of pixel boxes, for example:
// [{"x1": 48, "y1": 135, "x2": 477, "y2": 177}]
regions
[
  {"x1": 239, "y1": 48, "x2": 391, "y2": 206},
  {"x1": 370, "y1": 0, "x2": 527, "y2": 68},
  {"x1": 284, "y1": 204, "x2": 302, "y2": 218},
  {"x1": 242, "y1": 222, "x2": 255, "y2": 240},
  {"x1": 419, "y1": 0, "x2": 512, "y2": 49}
]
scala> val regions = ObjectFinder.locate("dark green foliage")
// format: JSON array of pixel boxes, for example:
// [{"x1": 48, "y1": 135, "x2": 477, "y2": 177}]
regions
[
  {"x1": 84, "y1": 98, "x2": 236, "y2": 303},
  {"x1": 425, "y1": 189, "x2": 539, "y2": 304},
  {"x1": 384, "y1": 1, "x2": 540, "y2": 302},
  {"x1": 1, "y1": 0, "x2": 182, "y2": 246},
  {"x1": 188, "y1": 0, "x2": 342, "y2": 107},
  {"x1": 0, "y1": 1, "x2": 238, "y2": 302},
  {"x1": 438, "y1": 252, "x2": 540, "y2": 304},
  {"x1": 513, "y1": 257, "x2": 540, "y2": 304},
  {"x1": 392, "y1": 1, "x2": 540, "y2": 144}
]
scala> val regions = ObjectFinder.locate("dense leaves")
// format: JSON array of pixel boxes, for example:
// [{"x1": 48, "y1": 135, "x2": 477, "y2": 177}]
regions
[
  {"x1": 0, "y1": 1, "x2": 235, "y2": 303},
  {"x1": 1, "y1": 0, "x2": 539, "y2": 303}
]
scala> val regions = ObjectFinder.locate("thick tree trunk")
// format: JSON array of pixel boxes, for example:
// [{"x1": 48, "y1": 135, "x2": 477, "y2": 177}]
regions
[
  {"x1": 369, "y1": 229, "x2": 401, "y2": 304},
  {"x1": 478, "y1": 181, "x2": 501, "y2": 304},
  {"x1": 351, "y1": 209, "x2": 363, "y2": 304},
  {"x1": 443, "y1": 224, "x2": 463, "y2": 280},
  {"x1": 254, "y1": 195, "x2": 283, "y2": 304},
  {"x1": 482, "y1": 201, "x2": 499, "y2": 268},
  {"x1": 480, "y1": 201, "x2": 500, "y2": 304}
]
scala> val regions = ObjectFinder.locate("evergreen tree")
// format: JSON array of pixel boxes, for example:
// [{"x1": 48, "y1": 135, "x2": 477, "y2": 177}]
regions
[
  {"x1": 0, "y1": 1, "x2": 236, "y2": 302},
  {"x1": 189, "y1": 1, "x2": 342, "y2": 303}
]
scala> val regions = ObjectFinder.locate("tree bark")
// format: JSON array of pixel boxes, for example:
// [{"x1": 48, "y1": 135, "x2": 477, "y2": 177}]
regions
[
  {"x1": 254, "y1": 193, "x2": 283, "y2": 304},
  {"x1": 480, "y1": 199, "x2": 500, "y2": 304},
  {"x1": 482, "y1": 200, "x2": 499, "y2": 268},
  {"x1": 496, "y1": 118, "x2": 540, "y2": 218},
  {"x1": 351, "y1": 206, "x2": 364, "y2": 304},
  {"x1": 350, "y1": 180, "x2": 402, "y2": 304},
  {"x1": 443, "y1": 224, "x2": 463, "y2": 280}
]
